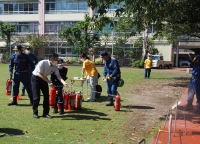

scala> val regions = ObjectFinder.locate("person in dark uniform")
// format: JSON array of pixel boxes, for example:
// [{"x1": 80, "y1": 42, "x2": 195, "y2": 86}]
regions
[
  {"x1": 21, "y1": 46, "x2": 38, "y2": 96},
  {"x1": 31, "y1": 53, "x2": 69, "y2": 119},
  {"x1": 101, "y1": 51, "x2": 121, "y2": 106},
  {"x1": 185, "y1": 53, "x2": 195, "y2": 110},
  {"x1": 50, "y1": 58, "x2": 68, "y2": 114},
  {"x1": 190, "y1": 54, "x2": 200, "y2": 114},
  {"x1": 8, "y1": 44, "x2": 34, "y2": 106}
]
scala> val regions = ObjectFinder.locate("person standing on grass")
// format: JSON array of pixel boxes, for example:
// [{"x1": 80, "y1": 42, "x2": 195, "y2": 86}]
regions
[
  {"x1": 144, "y1": 56, "x2": 152, "y2": 79},
  {"x1": 50, "y1": 58, "x2": 68, "y2": 114},
  {"x1": 21, "y1": 46, "x2": 38, "y2": 96},
  {"x1": 31, "y1": 53, "x2": 69, "y2": 119},
  {"x1": 80, "y1": 53, "x2": 99, "y2": 102},
  {"x1": 101, "y1": 51, "x2": 121, "y2": 106},
  {"x1": 8, "y1": 44, "x2": 34, "y2": 106}
]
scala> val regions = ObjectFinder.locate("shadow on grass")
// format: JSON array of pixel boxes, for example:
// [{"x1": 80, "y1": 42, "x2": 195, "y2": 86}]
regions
[
  {"x1": 61, "y1": 114, "x2": 111, "y2": 121},
  {"x1": 90, "y1": 95, "x2": 124, "y2": 103},
  {"x1": 121, "y1": 105, "x2": 155, "y2": 109},
  {"x1": 55, "y1": 108, "x2": 107, "y2": 116},
  {"x1": 53, "y1": 108, "x2": 111, "y2": 120},
  {"x1": 0, "y1": 128, "x2": 24, "y2": 138}
]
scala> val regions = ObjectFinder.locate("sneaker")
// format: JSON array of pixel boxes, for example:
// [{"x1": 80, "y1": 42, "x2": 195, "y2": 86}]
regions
[
  {"x1": 86, "y1": 98, "x2": 95, "y2": 102},
  {"x1": 185, "y1": 103, "x2": 193, "y2": 111},
  {"x1": 194, "y1": 107, "x2": 200, "y2": 114}
]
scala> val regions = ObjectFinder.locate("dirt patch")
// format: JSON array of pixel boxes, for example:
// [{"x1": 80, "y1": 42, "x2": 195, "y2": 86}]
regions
[{"x1": 122, "y1": 68, "x2": 191, "y2": 143}]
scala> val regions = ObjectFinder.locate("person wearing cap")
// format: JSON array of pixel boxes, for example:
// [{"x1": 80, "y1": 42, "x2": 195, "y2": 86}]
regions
[
  {"x1": 8, "y1": 44, "x2": 34, "y2": 106},
  {"x1": 80, "y1": 53, "x2": 99, "y2": 102},
  {"x1": 21, "y1": 46, "x2": 38, "y2": 96},
  {"x1": 31, "y1": 53, "x2": 69, "y2": 119},
  {"x1": 50, "y1": 58, "x2": 68, "y2": 114},
  {"x1": 101, "y1": 51, "x2": 121, "y2": 106}
]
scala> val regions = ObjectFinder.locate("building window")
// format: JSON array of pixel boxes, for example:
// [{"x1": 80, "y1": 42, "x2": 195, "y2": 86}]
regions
[
  {"x1": 45, "y1": 22, "x2": 77, "y2": 33},
  {"x1": 45, "y1": 0, "x2": 88, "y2": 14},
  {"x1": 12, "y1": 22, "x2": 38, "y2": 33},
  {"x1": 0, "y1": 1, "x2": 38, "y2": 15}
]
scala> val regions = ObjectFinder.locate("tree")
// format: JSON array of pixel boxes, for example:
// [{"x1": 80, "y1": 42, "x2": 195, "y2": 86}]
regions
[
  {"x1": 26, "y1": 33, "x2": 46, "y2": 53},
  {"x1": 0, "y1": 21, "x2": 16, "y2": 61},
  {"x1": 88, "y1": 0, "x2": 200, "y2": 43},
  {"x1": 60, "y1": 14, "x2": 111, "y2": 56},
  {"x1": 134, "y1": 37, "x2": 158, "y2": 59},
  {"x1": 0, "y1": 21, "x2": 15, "y2": 50}
]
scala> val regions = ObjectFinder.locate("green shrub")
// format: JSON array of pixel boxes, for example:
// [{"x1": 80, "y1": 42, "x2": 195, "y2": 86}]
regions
[
  {"x1": 94, "y1": 60, "x2": 103, "y2": 65},
  {"x1": 132, "y1": 59, "x2": 144, "y2": 68}
]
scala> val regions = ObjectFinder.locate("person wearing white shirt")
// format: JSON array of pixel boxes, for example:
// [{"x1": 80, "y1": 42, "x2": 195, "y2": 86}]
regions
[{"x1": 31, "y1": 53, "x2": 68, "y2": 119}]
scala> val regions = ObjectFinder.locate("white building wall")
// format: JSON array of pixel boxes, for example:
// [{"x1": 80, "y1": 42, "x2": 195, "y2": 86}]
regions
[
  {"x1": 45, "y1": 13, "x2": 86, "y2": 21},
  {"x1": 0, "y1": 14, "x2": 38, "y2": 22},
  {"x1": 154, "y1": 42, "x2": 172, "y2": 61}
]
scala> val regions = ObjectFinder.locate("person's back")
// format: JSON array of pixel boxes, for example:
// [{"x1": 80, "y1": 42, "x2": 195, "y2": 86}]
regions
[
  {"x1": 83, "y1": 59, "x2": 98, "y2": 77},
  {"x1": 144, "y1": 58, "x2": 152, "y2": 68}
]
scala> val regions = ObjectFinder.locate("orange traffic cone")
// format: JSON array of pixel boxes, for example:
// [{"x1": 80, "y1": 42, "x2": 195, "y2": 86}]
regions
[
  {"x1": 17, "y1": 94, "x2": 22, "y2": 100},
  {"x1": 9, "y1": 94, "x2": 22, "y2": 101}
]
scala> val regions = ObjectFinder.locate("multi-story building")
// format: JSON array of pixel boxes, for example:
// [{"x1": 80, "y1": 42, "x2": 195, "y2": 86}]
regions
[
  {"x1": 0, "y1": 0, "x2": 199, "y2": 67},
  {"x1": 0, "y1": 0, "x2": 92, "y2": 59}
]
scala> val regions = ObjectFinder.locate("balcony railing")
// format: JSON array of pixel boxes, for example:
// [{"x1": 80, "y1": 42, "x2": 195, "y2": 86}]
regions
[{"x1": 0, "y1": 11, "x2": 38, "y2": 15}]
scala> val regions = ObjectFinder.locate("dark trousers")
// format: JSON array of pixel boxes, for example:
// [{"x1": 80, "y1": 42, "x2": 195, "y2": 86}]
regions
[
  {"x1": 31, "y1": 75, "x2": 49, "y2": 115},
  {"x1": 106, "y1": 77, "x2": 119, "y2": 99},
  {"x1": 13, "y1": 71, "x2": 33, "y2": 100},
  {"x1": 22, "y1": 68, "x2": 33, "y2": 91},
  {"x1": 144, "y1": 68, "x2": 151, "y2": 78},
  {"x1": 55, "y1": 87, "x2": 64, "y2": 105}
]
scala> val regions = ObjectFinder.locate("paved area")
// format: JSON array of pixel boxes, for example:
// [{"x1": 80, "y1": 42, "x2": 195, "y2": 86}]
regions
[{"x1": 150, "y1": 88, "x2": 200, "y2": 144}]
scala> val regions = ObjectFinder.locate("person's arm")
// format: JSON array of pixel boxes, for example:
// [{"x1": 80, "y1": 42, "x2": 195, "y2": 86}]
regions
[
  {"x1": 34, "y1": 55, "x2": 39, "y2": 65},
  {"x1": 9, "y1": 55, "x2": 14, "y2": 79},
  {"x1": 144, "y1": 60, "x2": 146, "y2": 68},
  {"x1": 38, "y1": 72, "x2": 52, "y2": 84},
  {"x1": 110, "y1": 60, "x2": 119, "y2": 77},
  {"x1": 50, "y1": 73, "x2": 56, "y2": 84},
  {"x1": 102, "y1": 62, "x2": 107, "y2": 80},
  {"x1": 56, "y1": 74, "x2": 69, "y2": 87},
  {"x1": 27, "y1": 54, "x2": 34, "y2": 69}
]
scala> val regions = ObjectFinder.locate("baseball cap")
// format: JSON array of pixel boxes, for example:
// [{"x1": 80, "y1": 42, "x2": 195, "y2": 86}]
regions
[
  {"x1": 13, "y1": 44, "x2": 22, "y2": 51},
  {"x1": 100, "y1": 51, "x2": 108, "y2": 57}
]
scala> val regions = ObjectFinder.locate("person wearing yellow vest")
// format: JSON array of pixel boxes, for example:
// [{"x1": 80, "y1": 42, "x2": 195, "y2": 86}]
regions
[
  {"x1": 144, "y1": 56, "x2": 152, "y2": 78},
  {"x1": 81, "y1": 53, "x2": 98, "y2": 102}
]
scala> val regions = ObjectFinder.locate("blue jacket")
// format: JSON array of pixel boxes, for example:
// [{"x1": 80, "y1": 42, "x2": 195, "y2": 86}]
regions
[
  {"x1": 103, "y1": 57, "x2": 121, "y2": 78},
  {"x1": 26, "y1": 53, "x2": 38, "y2": 70},
  {"x1": 9, "y1": 53, "x2": 34, "y2": 76},
  {"x1": 50, "y1": 67, "x2": 68, "y2": 86},
  {"x1": 192, "y1": 55, "x2": 200, "y2": 76}
]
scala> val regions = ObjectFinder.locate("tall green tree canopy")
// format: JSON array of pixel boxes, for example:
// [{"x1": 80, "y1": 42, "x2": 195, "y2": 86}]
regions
[
  {"x1": 0, "y1": 21, "x2": 15, "y2": 48},
  {"x1": 60, "y1": 14, "x2": 111, "y2": 54},
  {"x1": 88, "y1": 0, "x2": 200, "y2": 43}
]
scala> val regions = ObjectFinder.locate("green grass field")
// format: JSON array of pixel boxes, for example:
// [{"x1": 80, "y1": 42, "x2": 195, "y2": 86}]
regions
[{"x1": 0, "y1": 64, "x2": 188, "y2": 144}]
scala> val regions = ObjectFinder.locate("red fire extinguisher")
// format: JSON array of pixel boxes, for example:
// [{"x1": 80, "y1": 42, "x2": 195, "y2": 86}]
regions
[
  {"x1": 114, "y1": 93, "x2": 120, "y2": 111},
  {"x1": 49, "y1": 87, "x2": 56, "y2": 106},
  {"x1": 75, "y1": 92, "x2": 82, "y2": 110},
  {"x1": 68, "y1": 91, "x2": 76, "y2": 110},
  {"x1": 6, "y1": 79, "x2": 12, "y2": 96},
  {"x1": 63, "y1": 91, "x2": 69, "y2": 110}
]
